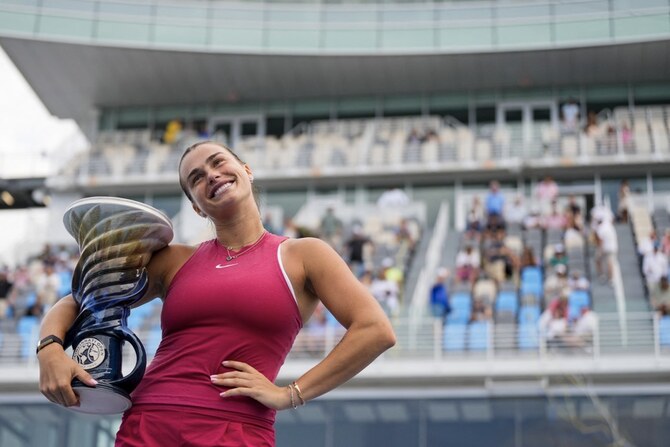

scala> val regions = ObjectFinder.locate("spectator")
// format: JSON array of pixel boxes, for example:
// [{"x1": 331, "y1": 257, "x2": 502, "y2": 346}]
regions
[
  {"x1": 382, "y1": 257, "x2": 404, "y2": 300},
  {"x1": 520, "y1": 245, "x2": 539, "y2": 270},
  {"x1": 0, "y1": 269, "x2": 12, "y2": 319},
  {"x1": 535, "y1": 176, "x2": 559, "y2": 215},
  {"x1": 561, "y1": 97, "x2": 580, "y2": 131},
  {"x1": 34, "y1": 263, "x2": 61, "y2": 311},
  {"x1": 505, "y1": 195, "x2": 527, "y2": 226},
  {"x1": 642, "y1": 244, "x2": 669, "y2": 288},
  {"x1": 543, "y1": 201, "x2": 567, "y2": 230},
  {"x1": 345, "y1": 226, "x2": 372, "y2": 276},
  {"x1": 594, "y1": 217, "x2": 618, "y2": 283},
  {"x1": 430, "y1": 268, "x2": 451, "y2": 320},
  {"x1": 376, "y1": 188, "x2": 410, "y2": 208},
  {"x1": 568, "y1": 270, "x2": 590, "y2": 291},
  {"x1": 465, "y1": 196, "x2": 484, "y2": 236},
  {"x1": 485, "y1": 180, "x2": 505, "y2": 218},
  {"x1": 650, "y1": 276, "x2": 670, "y2": 313},
  {"x1": 319, "y1": 207, "x2": 343, "y2": 248},
  {"x1": 370, "y1": 269, "x2": 399, "y2": 318},
  {"x1": 544, "y1": 264, "x2": 569, "y2": 304},
  {"x1": 661, "y1": 229, "x2": 670, "y2": 256},
  {"x1": 470, "y1": 298, "x2": 492, "y2": 322},
  {"x1": 455, "y1": 245, "x2": 480, "y2": 284},
  {"x1": 637, "y1": 230, "x2": 657, "y2": 258},
  {"x1": 617, "y1": 180, "x2": 631, "y2": 223},
  {"x1": 162, "y1": 118, "x2": 183, "y2": 144},
  {"x1": 566, "y1": 307, "x2": 598, "y2": 348},
  {"x1": 549, "y1": 244, "x2": 568, "y2": 268}
]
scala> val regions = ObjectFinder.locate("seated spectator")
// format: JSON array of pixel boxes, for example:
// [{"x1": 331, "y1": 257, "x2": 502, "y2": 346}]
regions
[
  {"x1": 543, "y1": 202, "x2": 567, "y2": 230},
  {"x1": 473, "y1": 274, "x2": 497, "y2": 305},
  {"x1": 470, "y1": 298, "x2": 492, "y2": 322},
  {"x1": 162, "y1": 118, "x2": 183, "y2": 144},
  {"x1": 544, "y1": 265, "x2": 569, "y2": 304},
  {"x1": 549, "y1": 244, "x2": 568, "y2": 268},
  {"x1": 430, "y1": 268, "x2": 451, "y2": 320},
  {"x1": 568, "y1": 270, "x2": 590, "y2": 291},
  {"x1": 382, "y1": 257, "x2": 404, "y2": 298},
  {"x1": 455, "y1": 245, "x2": 480, "y2": 283},
  {"x1": 638, "y1": 230, "x2": 657, "y2": 257},
  {"x1": 520, "y1": 245, "x2": 539, "y2": 270},
  {"x1": 650, "y1": 276, "x2": 670, "y2": 313},
  {"x1": 565, "y1": 307, "x2": 598, "y2": 348},
  {"x1": 485, "y1": 213, "x2": 506, "y2": 236},
  {"x1": 642, "y1": 244, "x2": 668, "y2": 288},
  {"x1": 661, "y1": 229, "x2": 670, "y2": 256},
  {"x1": 539, "y1": 299, "x2": 568, "y2": 347},
  {"x1": 485, "y1": 180, "x2": 505, "y2": 218},
  {"x1": 505, "y1": 195, "x2": 527, "y2": 226},
  {"x1": 35, "y1": 262, "x2": 61, "y2": 311},
  {"x1": 484, "y1": 234, "x2": 516, "y2": 283},
  {"x1": 0, "y1": 269, "x2": 12, "y2": 319},
  {"x1": 319, "y1": 207, "x2": 343, "y2": 248},
  {"x1": 370, "y1": 269, "x2": 399, "y2": 317},
  {"x1": 523, "y1": 207, "x2": 543, "y2": 230},
  {"x1": 465, "y1": 196, "x2": 485, "y2": 236},
  {"x1": 377, "y1": 188, "x2": 410, "y2": 208},
  {"x1": 535, "y1": 176, "x2": 559, "y2": 215}
]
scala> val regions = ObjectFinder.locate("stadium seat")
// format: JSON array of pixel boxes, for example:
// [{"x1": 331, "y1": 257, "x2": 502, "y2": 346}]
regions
[
  {"x1": 568, "y1": 290, "x2": 590, "y2": 320},
  {"x1": 518, "y1": 322, "x2": 539, "y2": 350},
  {"x1": 521, "y1": 266, "x2": 542, "y2": 284},
  {"x1": 443, "y1": 323, "x2": 467, "y2": 351},
  {"x1": 467, "y1": 321, "x2": 490, "y2": 351},
  {"x1": 518, "y1": 305, "x2": 541, "y2": 325},
  {"x1": 446, "y1": 292, "x2": 472, "y2": 324},
  {"x1": 17, "y1": 316, "x2": 39, "y2": 358},
  {"x1": 659, "y1": 317, "x2": 670, "y2": 346},
  {"x1": 495, "y1": 291, "x2": 519, "y2": 316}
]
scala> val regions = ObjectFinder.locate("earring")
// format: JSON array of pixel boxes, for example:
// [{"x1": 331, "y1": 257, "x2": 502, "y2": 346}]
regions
[{"x1": 199, "y1": 212, "x2": 207, "y2": 218}]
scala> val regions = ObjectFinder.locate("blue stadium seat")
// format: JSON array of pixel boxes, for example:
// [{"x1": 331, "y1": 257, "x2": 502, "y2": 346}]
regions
[
  {"x1": 660, "y1": 317, "x2": 670, "y2": 346},
  {"x1": 467, "y1": 321, "x2": 490, "y2": 351},
  {"x1": 446, "y1": 292, "x2": 472, "y2": 324},
  {"x1": 521, "y1": 266, "x2": 542, "y2": 284},
  {"x1": 518, "y1": 305, "x2": 541, "y2": 325},
  {"x1": 518, "y1": 322, "x2": 539, "y2": 350},
  {"x1": 568, "y1": 290, "x2": 590, "y2": 320},
  {"x1": 58, "y1": 270, "x2": 73, "y2": 296},
  {"x1": 443, "y1": 323, "x2": 467, "y2": 351},
  {"x1": 17, "y1": 316, "x2": 39, "y2": 358},
  {"x1": 495, "y1": 291, "x2": 519, "y2": 315}
]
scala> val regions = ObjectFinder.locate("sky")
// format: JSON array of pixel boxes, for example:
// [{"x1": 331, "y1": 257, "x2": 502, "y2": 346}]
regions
[{"x1": 0, "y1": 46, "x2": 86, "y2": 178}]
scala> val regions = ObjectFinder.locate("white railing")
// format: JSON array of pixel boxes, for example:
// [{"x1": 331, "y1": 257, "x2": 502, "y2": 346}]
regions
[{"x1": 4, "y1": 312, "x2": 668, "y2": 369}]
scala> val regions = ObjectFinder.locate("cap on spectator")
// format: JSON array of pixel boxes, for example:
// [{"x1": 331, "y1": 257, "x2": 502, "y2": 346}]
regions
[{"x1": 554, "y1": 243, "x2": 565, "y2": 253}]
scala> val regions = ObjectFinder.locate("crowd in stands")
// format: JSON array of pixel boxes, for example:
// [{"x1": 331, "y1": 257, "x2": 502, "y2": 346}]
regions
[
  {"x1": 0, "y1": 244, "x2": 77, "y2": 323},
  {"x1": 433, "y1": 177, "x2": 615, "y2": 352}
]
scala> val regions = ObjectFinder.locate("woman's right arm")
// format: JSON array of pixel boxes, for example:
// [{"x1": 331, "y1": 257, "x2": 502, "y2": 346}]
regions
[{"x1": 37, "y1": 295, "x2": 97, "y2": 407}]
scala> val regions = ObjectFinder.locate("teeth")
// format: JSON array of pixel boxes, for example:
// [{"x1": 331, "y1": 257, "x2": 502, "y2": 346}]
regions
[{"x1": 212, "y1": 182, "x2": 233, "y2": 198}]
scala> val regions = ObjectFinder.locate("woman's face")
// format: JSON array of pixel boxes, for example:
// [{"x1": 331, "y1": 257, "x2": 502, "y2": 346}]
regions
[{"x1": 179, "y1": 143, "x2": 253, "y2": 218}]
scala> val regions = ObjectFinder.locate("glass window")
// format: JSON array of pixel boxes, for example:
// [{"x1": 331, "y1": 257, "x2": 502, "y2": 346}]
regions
[
  {"x1": 153, "y1": 24, "x2": 207, "y2": 46},
  {"x1": 97, "y1": 21, "x2": 151, "y2": 43},
  {"x1": 98, "y1": 1, "x2": 152, "y2": 17},
  {"x1": 39, "y1": 16, "x2": 93, "y2": 38},
  {"x1": 0, "y1": 11, "x2": 37, "y2": 34}
]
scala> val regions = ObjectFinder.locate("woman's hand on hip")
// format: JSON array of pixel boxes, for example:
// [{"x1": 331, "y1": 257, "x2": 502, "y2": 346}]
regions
[{"x1": 211, "y1": 360, "x2": 292, "y2": 410}]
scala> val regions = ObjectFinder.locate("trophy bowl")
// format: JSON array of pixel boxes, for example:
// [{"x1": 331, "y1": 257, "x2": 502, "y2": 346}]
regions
[{"x1": 62, "y1": 197, "x2": 173, "y2": 414}]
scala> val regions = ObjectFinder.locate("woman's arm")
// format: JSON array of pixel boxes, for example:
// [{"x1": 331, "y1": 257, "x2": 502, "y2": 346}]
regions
[
  {"x1": 37, "y1": 295, "x2": 97, "y2": 407},
  {"x1": 289, "y1": 238, "x2": 396, "y2": 402}
]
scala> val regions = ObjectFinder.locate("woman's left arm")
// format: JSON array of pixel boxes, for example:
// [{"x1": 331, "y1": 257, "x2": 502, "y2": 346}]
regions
[{"x1": 288, "y1": 238, "x2": 397, "y2": 402}]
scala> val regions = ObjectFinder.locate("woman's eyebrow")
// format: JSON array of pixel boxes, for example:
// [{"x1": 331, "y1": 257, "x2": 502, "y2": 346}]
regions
[{"x1": 186, "y1": 152, "x2": 224, "y2": 182}]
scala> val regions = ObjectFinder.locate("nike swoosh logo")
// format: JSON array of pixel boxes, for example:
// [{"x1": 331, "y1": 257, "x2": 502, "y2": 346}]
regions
[{"x1": 215, "y1": 263, "x2": 238, "y2": 269}]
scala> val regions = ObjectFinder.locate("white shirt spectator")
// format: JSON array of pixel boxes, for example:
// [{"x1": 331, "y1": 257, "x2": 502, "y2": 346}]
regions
[
  {"x1": 596, "y1": 221, "x2": 618, "y2": 254},
  {"x1": 369, "y1": 277, "x2": 399, "y2": 316},
  {"x1": 574, "y1": 310, "x2": 597, "y2": 339},
  {"x1": 455, "y1": 248, "x2": 480, "y2": 269},
  {"x1": 590, "y1": 204, "x2": 614, "y2": 231},
  {"x1": 377, "y1": 188, "x2": 410, "y2": 208},
  {"x1": 505, "y1": 196, "x2": 527, "y2": 225},
  {"x1": 642, "y1": 249, "x2": 669, "y2": 285}
]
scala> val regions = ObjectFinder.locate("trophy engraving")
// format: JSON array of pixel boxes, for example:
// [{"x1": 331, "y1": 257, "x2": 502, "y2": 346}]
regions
[{"x1": 62, "y1": 197, "x2": 173, "y2": 414}]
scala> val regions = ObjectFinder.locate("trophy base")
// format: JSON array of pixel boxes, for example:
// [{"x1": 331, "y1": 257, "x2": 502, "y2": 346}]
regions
[{"x1": 70, "y1": 383, "x2": 133, "y2": 414}]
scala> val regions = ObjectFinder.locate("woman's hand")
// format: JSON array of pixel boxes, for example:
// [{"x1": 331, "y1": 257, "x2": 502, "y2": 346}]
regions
[
  {"x1": 210, "y1": 360, "x2": 292, "y2": 410},
  {"x1": 38, "y1": 346, "x2": 97, "y2": 407}
]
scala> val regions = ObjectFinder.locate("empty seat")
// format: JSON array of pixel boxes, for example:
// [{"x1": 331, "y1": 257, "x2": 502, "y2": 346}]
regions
[
  {"x1": 568, "y1": 290, "x2": 590, "y2": 320},
  {"x1": 495, "y1": 291, "x2": 519, "y2": 316},
  {"x1": 446, "y1": 292, "x2": 472, "y2": 324},
  {"x1": 467, "y1": 321, "x2": 490, "y2": 351},
  {"x1": 518, "y1": 322, "x2": 539, "y2": 350},
  {"x1": 443, "y1": 323, "x2": 467, "y2": 351},
  {"x1": 518, "y1": 305, "x2": 541, "y2": 325}
]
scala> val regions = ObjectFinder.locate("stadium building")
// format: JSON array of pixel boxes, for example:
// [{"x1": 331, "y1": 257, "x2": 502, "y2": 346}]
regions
[{"x1": 1, "y1": 0, "x2": 670, "y2": 445}]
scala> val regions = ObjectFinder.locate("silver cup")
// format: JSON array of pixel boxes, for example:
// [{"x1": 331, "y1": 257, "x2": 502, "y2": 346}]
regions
[{"x1": 62, "y1": 197, "x2": 173, "y2": 414}]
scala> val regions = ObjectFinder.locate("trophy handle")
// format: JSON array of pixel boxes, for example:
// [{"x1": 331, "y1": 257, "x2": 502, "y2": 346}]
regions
[{"x1": 108, "y1": 327, "x2": 147, "y2": 394}]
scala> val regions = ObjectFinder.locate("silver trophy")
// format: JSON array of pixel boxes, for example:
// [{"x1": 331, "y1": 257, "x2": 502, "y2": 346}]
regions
[{"x1": 62, "y1": 197, "x2": 173, "y2": 414}]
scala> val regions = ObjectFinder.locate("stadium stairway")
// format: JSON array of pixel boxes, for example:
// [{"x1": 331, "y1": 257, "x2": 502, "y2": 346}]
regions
[{"x1": 615, "y1": 223, "x2": 650, "y2": 313}]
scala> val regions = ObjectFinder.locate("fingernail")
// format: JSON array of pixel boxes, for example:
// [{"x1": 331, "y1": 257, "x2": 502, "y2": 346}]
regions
[
  {"x1": 222, "y1": 361, "x2": 229, "y2": 366},
  {"x1": 91, "y1": 379, "x2": 98, "y2": 385},
  {"x1": 220, "y1": 392, "x2": 226, "y2": 397},
  {"x1": 210, "y1": 375, "x2": 217, "y2": 381}
]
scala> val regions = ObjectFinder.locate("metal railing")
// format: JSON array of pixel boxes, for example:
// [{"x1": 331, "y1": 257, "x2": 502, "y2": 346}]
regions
[{"x1": 3, "y1": 312, "x2": 668, "y2": 369}]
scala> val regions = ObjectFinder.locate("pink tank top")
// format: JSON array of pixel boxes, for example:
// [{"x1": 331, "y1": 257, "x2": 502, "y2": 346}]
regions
[{"x1": 130, "y1": 232, "x2": 302, "y2": 426}]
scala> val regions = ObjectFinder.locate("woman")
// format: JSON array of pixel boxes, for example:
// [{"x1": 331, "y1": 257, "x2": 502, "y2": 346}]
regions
[{"x1": 37, "y1": 141, "x2": 396, "y2": 446}]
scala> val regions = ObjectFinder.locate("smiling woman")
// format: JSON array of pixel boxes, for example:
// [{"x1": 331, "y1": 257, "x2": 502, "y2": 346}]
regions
[{"x1": 37, "y1": 140, "x2": 396, "y2": 447}]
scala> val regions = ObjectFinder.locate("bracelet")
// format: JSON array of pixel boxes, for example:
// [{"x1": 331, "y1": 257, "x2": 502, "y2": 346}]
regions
[
  {"x1": 292, "y1": 381, "x2": 306, "y2": 406},
  {"x1": 287, "y1": 384, "x2": 297, "y2": 410}
]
